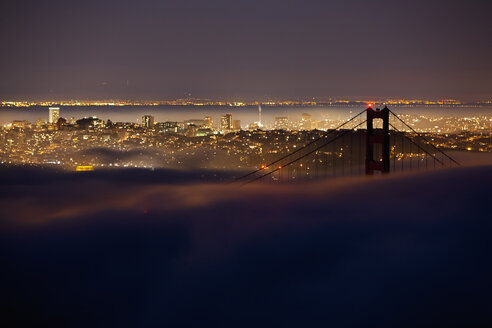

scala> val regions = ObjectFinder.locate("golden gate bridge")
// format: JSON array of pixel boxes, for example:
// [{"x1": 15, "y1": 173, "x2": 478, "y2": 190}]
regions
[{"x1": 233, "y1": 106, "x2": 460, "y2": 185}]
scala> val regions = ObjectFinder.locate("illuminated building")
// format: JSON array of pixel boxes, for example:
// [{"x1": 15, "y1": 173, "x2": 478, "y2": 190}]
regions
[
  {"x1": 76, "y1": 117, "x2": 104, "y2": 130},
  {"x1": 12, "y1": 120, "x2": 30, "y2": 129},
  {"x1": 248, "y1": 122, "x2": 261, "y2": 130},
  {"x1": 48, "y1": 107, "x2": 60, "y2": 124},
  {"x1": 177, "y1": 122, "x2": 186, "y2": 133},
  {"x1": 274, "y1": 117, "x2": 289, "y2": 130},
  {"x1": 197, "y1": 128, "x2": 213, "y2": 136},
  {"x1": 299, "y1": 113, "x2": 312, "y2": 130},
  {"x1": 156, "y1": 121, "x2": 178, "y2": 133},
  {"x1": 142, "y1": 115, "x2": 154, "y2": 128},
  {"x1": 184, "y1": 119, "x2": 205, "y2": 127},
  {"x1": 220, "y1": 113, "x2": 233, "y2": 131},
  {"x1": 204, "y1": 116, "x2": 213, "y2": 129},
  {"x1": 187, "y1": 124, "x2": 198, "y2": 137},
  {"x1": 233, "y1": 120, "x2": 241, "y2": 130},
  {"x1": 258, "y1": 104, "x2": 262, "y2": 126}
]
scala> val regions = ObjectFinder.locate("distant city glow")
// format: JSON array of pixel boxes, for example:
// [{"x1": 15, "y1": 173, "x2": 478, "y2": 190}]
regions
[{"x1": 0, "y1": 106, "x2": 490, "y2": 170}]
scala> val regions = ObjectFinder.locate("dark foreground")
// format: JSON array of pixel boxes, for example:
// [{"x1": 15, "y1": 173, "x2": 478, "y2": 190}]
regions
[{"x1": 1, "y1": 166, "x2": 491, "y2": 327}]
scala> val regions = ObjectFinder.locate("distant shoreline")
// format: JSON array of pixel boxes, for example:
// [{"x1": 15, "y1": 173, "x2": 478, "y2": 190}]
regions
[{"x1": 1, "y1": 103, "x2": 492, "y2": 110}]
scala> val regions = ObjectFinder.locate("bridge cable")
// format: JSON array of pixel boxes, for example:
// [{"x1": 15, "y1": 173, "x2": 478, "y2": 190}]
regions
[
  {"x1": 232, "y1": 109, "x2": 367, "y2": 183},
  {"x1": 242, "y1": 120, "x2": 366, "y2": 185},
  {"x1": 389, "y1": 110, "x2": 460, "y2": 166},
  {"x1": 389, "y1": 123, "x2": 446, "y2": 167}
]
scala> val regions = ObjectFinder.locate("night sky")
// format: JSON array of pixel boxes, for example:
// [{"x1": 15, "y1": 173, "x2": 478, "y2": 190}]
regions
[{"x1": 1, "y1": 0, "x2": 491, "y2": 100}]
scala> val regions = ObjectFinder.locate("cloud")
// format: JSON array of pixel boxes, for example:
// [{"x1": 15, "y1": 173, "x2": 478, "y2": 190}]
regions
[{"x1": 0, "y1": 166, "x2": 491, "y2": 327}]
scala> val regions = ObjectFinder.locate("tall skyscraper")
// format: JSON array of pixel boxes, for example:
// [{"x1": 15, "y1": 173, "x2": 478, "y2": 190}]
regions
[
  {"x1": 142, "y1": 115, "x2": 154, "y2": 128},
  {"x1": 220, "y1": 113, "x2": 233, "y2": 131},
  {"x1": 48, "y1": 107, "x2": 60, "y2": 124},
  {"x1": 300, "y1": 113, "x2": 312, "y2": 130},
  {"x1": 258, "y1": 104, "x2": 262, "y2": 126},
  {"x1": 204, "y1": 116, "x2": 213, "y2": 129},
  {"x1": 233, "y1": 120, "x2": 241, "y2": 130}
]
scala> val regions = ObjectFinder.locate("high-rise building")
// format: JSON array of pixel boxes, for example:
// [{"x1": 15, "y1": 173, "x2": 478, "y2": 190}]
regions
[
  {"x1": 258, "y1": 104, "x2": 262, "y2": 126},
  {"x1": 220, "y1": 113, "x2": 233, "y2": 131},
  {"x1": 233, "y1": 120, "x2": 241, "y2": 130},
  {"x1": 274, "y1": 117, "x2": 290, "y2": 130},
  {"x1": 48, "y1": 107, "x2": 60, "y2": 124},
  {"x1": 299, "y1": 113, "x2": 312, "y2": 130},
  {"x1": 204, "y1": 116, "x2": 213, "y2": 129},
  {"x1": 142, "y1": 115, "x2": 154, "y2": 128}
]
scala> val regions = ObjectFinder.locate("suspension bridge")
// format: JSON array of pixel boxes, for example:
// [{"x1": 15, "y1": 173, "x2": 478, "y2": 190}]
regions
[{"x1": 233, "y1": 106, "x2": 460, "y2": 185}]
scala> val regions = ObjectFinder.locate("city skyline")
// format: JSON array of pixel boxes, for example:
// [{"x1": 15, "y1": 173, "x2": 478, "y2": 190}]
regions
[{"x1": 2, "y1": 104, "x2": 489, "y2": 171}]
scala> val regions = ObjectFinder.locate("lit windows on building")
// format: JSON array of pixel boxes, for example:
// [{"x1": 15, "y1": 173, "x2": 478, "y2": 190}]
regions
[
  {"x1": 142, "y1": 115, "x2": 155, "y2": 128},
  {"x1": 220, "y1": 113, "x2": 233, "y2": 131},
  {"x1": 48, "y1": 107, "x2": 60, "y2": 124}
]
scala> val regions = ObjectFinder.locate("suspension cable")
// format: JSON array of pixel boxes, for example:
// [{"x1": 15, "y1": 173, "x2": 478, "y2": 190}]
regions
[
  {"x1": 233, "y1": 109, "x2": 367, "y2": 183},
  {"x1": 389, "y1": 123, "x2": 445, "y2": 167},
  {"x1": 242, "y1": 120, "x2": 366, "y2": 185},
  {"x1": 389, "y1": 109, "x2": 460, "y2": 166}
]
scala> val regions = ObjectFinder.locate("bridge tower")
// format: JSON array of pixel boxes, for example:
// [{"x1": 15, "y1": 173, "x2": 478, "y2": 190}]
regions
[{"x1": 365, "y1": 106, "x2": 390, "y2": 175}]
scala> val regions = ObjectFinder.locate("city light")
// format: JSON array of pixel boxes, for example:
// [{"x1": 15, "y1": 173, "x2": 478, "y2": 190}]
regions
[{"x1": 0, "y1": 106, "x2": 489, "y2": 170}]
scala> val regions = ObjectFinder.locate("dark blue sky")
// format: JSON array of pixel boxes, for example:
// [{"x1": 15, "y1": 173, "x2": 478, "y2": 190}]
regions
[{"x1": 1, "y1": 0, "x2": 491, "y2": 100}]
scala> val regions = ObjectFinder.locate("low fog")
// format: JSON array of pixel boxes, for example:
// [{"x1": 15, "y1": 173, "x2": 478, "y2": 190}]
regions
[{"x1": 1, "y1": 165, "x2": 491, "y2": 327}]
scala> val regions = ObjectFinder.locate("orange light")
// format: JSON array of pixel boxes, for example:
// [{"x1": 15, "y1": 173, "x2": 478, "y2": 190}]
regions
[
  {"x1": 368, "y1": 103, "x2": 373, "y2": 108},
  {"x1": 260, "y1": 164, "x2": 266, "y2": 169},
  {"x1": 278, "y1": 165, "x2": 282, "y2": 169}
]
